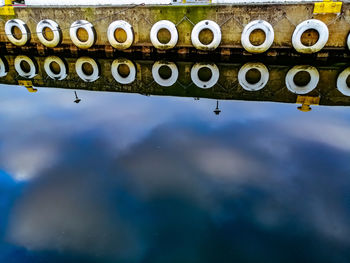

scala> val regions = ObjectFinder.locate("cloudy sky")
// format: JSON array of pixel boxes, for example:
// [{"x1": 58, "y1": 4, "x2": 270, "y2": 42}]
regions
[{"x1": 0, "y1": 84, "x2": 350, "y2": 263}]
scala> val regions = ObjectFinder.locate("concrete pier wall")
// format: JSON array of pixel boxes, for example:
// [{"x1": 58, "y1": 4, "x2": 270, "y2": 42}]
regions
[{"x1": 0, "y1": 4, "x2": 349, "y2": 53}]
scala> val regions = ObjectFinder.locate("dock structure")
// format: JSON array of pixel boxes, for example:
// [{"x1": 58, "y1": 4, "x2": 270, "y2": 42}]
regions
[{"x1": 0, "y1": 1, "x2": 349, "y2": 56}]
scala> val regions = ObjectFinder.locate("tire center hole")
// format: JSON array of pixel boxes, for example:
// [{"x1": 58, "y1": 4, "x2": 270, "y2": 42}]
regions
[
  {"x1": 117, "y1": 64, "x2": 130, "y2": 78},
  {"x1": 249, "y1": 29, "x2": 266, "y2": 46},
  {"x1": 346, "y1": 75, "x2": 350, "y2": 88},
  {"x1": 77, "y1": 28, "x2": 89, "y2": 43},
  {"x1": 198, "y1": 67, "x2": 212, "y2": 82},
  {"x1": 159, "y1": 65, "x2": 172, "y2": 80},
  {"x1": 82, "y1": 62, "x2": 94, "y2": 76},
  {"x1": 114, "y1": 28, "x2": 127, "y2": 43},
  {"x1": 301, "y1": 29, "x2": 319, "y2": 47},
  {"x1": 12, "y1": 26, "x2": 22, "y2": 40},
  {"x1": 49, "y1": 61, "x2": 61, "y2": 75},
  {"x1": 157, "y1": 28, "x2": 171, "y2": 44},
  {"x1": 198, "y1": 29, "x2": 214, "y2": 45},
  {"x1": 20, "y1": 60, "x2": 31, "y2": 73},
  {"x1": 293, "y1": 71, "x2": 311, "y2": 86},
  {"x1": 43, "y1": 27, "x2": 54, "y2": 41},
  {"x1": 245, "y1": 68, "x2": 261, "y2": 84}
]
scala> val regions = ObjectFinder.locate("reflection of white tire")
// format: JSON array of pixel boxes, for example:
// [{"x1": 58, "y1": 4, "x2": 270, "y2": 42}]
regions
[
  {"x1": 241, "y1": 20, "x2": 274, "y2": 54},
  {"x1": 75, "y1": 57, "x2": 100, "y2": 82},
  {"x1": 285, "y1": 65, "x2": 319, "y2": 94},
  {"x1": 150, "y1": 20, "x2": 178, "y2": 50},
  {"x1": 14, "y1": 55, "x2": 38, "y2": 79},
  {"x1": 36, "y1": 19, "x2": 62, "y2": 48},
  {"x1": 152, "y1": 61, "x2": 178, "y2": 87},
  {"x1": 70, "y1": 20, "x2": 96, "y2": 49},
  {"x1": 191, "y1": 20, "x2": 221, "y2": 51},
  {"x1": 0, "y1": 57, "x2": 9, "y2": 78},
  {"x1": 107, "y1": 20, "x2": 133, "y2": 50},
  {"x1": 347, "y1": 33, "x2": 350, "y2": 51},
  {"x1": 238, "y1": 62, "x2": 269, "y2": 91},
  {"x1": 44, "y1": 56, "x2": 68, "y2": 80},
  {"x1": 336, "y1": 67, "x2": 350, "y2": 96},
  {"x1": 5, "y1": 19, "x2": 30, "y2": 46},
  {"x1": 292, "y1": 19, "x2": 329, "y2": 54},
  {"x1": 191, "y1": 63, "x2": 219, "y2": 89},
  {"x1": 111, "y1": 58, "x2": 136, "y2": 84}
]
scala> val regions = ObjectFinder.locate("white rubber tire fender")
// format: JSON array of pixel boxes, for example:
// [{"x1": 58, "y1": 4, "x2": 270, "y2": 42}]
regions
[
  {"x1": 111, "y1": 58, "x2": 136, "y2": 84},
  {"x1": 191, "y1": 63, "x2": 219, "y2": 89},
  {"x1": 70, "y1": 20, "x2": 96, "y2": 49},
  {"x1": 36, "y1": 19, "x2": 62, "y2": 48},
  {"x1": 336, "y1": 67, "x2": 350, "y2": 96},
  {"x1": 44, "y1": 56, "x2": 68, "y2": 80},
  {"x1": 285, "y1": 65, "x2": 319, "y2": 94},
  {"x1": 347, "y1": 32, "x2": 350, "y2": 51},
  {"x1": 5, "y1": 19, "x2": 31, "y2": 46},
  {"x1": 191, "y1": 20, "x2": 221, "y2": 51},
  {"x1": 0, "y1": 57, "x2": 9, "y2": 78},
  {"x1": 238, "y1": 62, "x2": 269, "y2": 91},
  {"x1": 14, "y1": 55, "x2": 38, "y2": 79},
  {"x1": 107, "y1": 20, "x2": 134, "y2": 50},
  {"x1": 152, "y1": 61, "x2": 178, "y2": 87},
  {"x1": 75, "y1": 57, "x2": 100, "y2": 82},
  {"x1": 292, "y1": 19, "x2": 329, "y2": 54},
  {"x1": 150, "y1": 20, "x2": 178, "y2": 50},
  {"x1": 241, "y1": 20, "x2": 274, "y2": 54}
]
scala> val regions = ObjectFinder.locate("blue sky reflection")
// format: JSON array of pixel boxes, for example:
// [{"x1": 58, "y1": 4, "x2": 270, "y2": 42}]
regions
[{"x1": 0, "y1": 84, "x2": 350, "y2": 263}]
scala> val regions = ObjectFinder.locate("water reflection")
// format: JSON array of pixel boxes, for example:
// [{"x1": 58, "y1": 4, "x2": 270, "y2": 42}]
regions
[{"x1": 0, "y1": 68, "x2": 350, "y2": 262}]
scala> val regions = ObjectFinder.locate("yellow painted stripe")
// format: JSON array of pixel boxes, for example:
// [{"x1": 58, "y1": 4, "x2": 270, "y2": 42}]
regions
[{"x1": 314, "y1": 1, "x2": 342, "y2": 14}]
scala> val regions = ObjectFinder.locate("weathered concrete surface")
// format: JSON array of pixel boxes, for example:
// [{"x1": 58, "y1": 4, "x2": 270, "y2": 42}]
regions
[
  {"x1": 0, "y1": 54, "x2": 349, "y2": 106},
  {"x1": 0, "y1": 4, "x2": 350, "y2": 53}
]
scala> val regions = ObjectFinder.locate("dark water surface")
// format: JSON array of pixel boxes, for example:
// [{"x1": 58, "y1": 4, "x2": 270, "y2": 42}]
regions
[{"x1": 0, "y1": 72, "x2": 350, "y2": 262}]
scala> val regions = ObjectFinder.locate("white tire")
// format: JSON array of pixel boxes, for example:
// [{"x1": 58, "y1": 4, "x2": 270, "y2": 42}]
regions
[
  {"x1": 150, "y1": 20, "x2": 178, "y2": 50},
  {"x1": 336, "y1": 67, "x2": 350, "y2": 96},
  {"x1": 285, "y1": 65, "x2": 319, "y2": 94},
  {"x1": 44, "y1": 56, "x2": 68, "y2": 80},
  {"x1": 152, "y1": 61, "x2": 178, "y2": 87},
  {"x1": 241, "y1": 20, "x2": 274, "y2": 54},
  {"x1": 191, "y1": 20, "x2": 221, "y2": 51},
  {"x1": 107, "y1": 20, "x2": 133, "y2": 50},
  {"x1": 191, "y1": 63, "x2": 219, "y2": 89},
  {"x1": 70, "y1": 20, "x2": 96, "y2": 49},
  {"x1": 5, "y1": 19, "x2": 30, "y2": 46},
  {"x1": 111, "y1": 58, "x2": 136, "y2": 84},
  {"x1": 238, "y1": 62, "x2": 269, "y2": 91},
  {"x1": 292, "y1": 19, "x2": 329, "y2": 54},
  {"x1": 36, "y1": 19, "x2": 62, "y2": 48},
  {"x1": 14, "y1": 55, "x2": 38, "y2": 79},
  {"x1": 75, "y1": 57, "x2": 100, "y2": 82}
]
